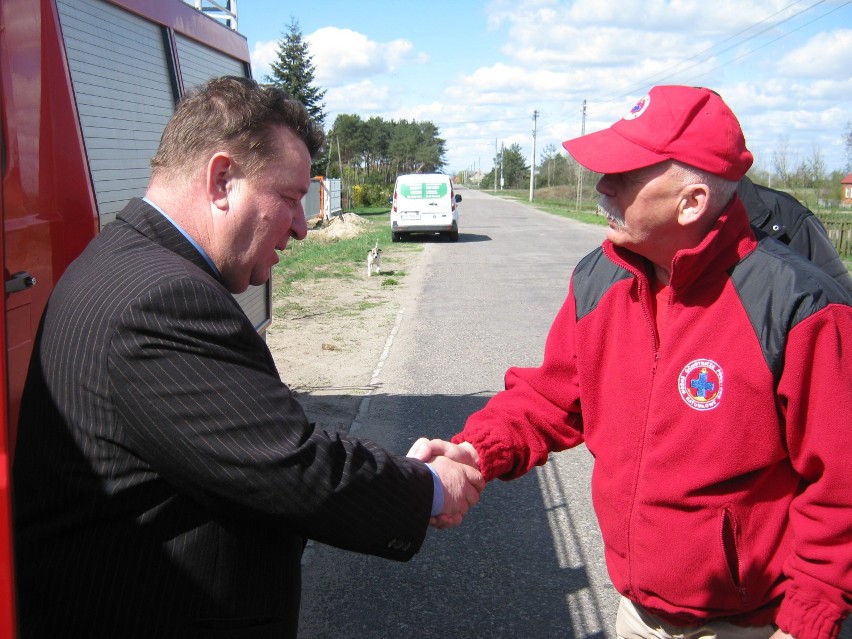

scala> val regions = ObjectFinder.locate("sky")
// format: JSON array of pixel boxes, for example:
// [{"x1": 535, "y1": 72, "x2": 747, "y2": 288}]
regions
[{"x1": 234, "y1": 0, "x2": 852, "y2": 177}]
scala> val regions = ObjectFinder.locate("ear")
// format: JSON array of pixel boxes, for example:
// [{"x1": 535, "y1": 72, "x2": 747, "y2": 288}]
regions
[
  {"x1": 677, "y1": 183, "x2": 710, "y2": 227},
  {"x1": 206, "y1": 152, "x2": 234, "y2": 212}
]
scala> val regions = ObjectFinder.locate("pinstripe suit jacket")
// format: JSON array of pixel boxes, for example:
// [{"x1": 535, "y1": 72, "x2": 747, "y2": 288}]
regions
[{"x1": 13, "y1": 198, "x2": 433, "y2": 638}]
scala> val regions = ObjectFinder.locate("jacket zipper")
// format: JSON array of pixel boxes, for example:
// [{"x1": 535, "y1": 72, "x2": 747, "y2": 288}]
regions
[
  {"x1": 625, "y1": 275, "x2": 659, "y2": 595},
  {"x1": 637, "y1": 276, "x2": 660, "y2": 365}
]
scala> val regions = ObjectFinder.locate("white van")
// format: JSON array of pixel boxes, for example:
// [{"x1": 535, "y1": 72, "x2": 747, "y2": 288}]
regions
[{"x1": 391, "y1": 174, "x2": 462, "y2": 242}]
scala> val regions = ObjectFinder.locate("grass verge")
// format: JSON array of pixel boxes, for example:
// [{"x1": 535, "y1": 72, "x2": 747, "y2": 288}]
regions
[
  {"x1": 489, "y1": 187, "x2": 609, "y2": 226},
  {"x1": 271, "y1": 207, "x2": 422, "y2": 302}
]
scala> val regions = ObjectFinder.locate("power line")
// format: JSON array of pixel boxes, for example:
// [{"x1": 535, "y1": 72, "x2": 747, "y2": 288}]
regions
[
  {"x1": 437, "y1": 2, "x2": 849, "y2": 147},
  {"x1": 555, "y1": 0, "x2": 850, "y2": 124},
  {"x1": 432, "y1": 115, "x2": 531, "y2": 127},
  {"x1": 612, "y1": 0, "x2": 826, "y2": 99},
  {"x1": 696, "y1": 0, "x2": 852, "y2": 78},
  {"x1": 447, "y1": 1, "x2": 849, "y2": 167}
]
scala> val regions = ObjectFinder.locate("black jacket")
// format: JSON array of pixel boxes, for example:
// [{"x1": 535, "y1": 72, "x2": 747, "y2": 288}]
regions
[
  {"x1": 14, "y1": 199, "x2": 433, "y2": 638},
  {"x1": 738, "y1": 176, "x2": 852, "y2": 293}
]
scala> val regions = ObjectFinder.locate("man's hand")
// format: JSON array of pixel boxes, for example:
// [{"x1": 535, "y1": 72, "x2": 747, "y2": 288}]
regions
[
  {"x1": 407, "y1": 437, "x2": 480, "y2": 468},
  {"x1": 428, "y1": 455, "x2": 484, "y2": 529},
  {"x1": 408, "y1": 438, "x2": 483, "y2": 528}
]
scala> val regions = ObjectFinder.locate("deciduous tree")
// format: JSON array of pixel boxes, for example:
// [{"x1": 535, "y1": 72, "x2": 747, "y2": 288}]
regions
[{"x1": 326, "y1": 115, "x2": 446, "y2": 184}]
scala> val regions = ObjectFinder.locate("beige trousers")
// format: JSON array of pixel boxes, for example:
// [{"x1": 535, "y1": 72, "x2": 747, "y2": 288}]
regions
[{"x1": 616, "y1": 598, "x2": 776, "y2": 639}]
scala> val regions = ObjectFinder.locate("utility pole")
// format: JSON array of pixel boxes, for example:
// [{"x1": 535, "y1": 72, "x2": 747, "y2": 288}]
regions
[
  {"x1": 529, "y1": 109, "x2": 538, "y2": 202},
  {"x1": 494, "y1": 138, "x2": 498, "y2": 193},
  {"x1": 500, "y1": 142, "x2": 504, "y2": 190},
  {"x1": 575, "y1": 100, "x2": 586, "y2": 211},
  {"x1": 337, "y1": 136, "x2": 343, "y2": 184}
]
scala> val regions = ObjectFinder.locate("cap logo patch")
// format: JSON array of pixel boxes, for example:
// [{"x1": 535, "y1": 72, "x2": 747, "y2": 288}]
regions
[
  {"x1": 678, "y1": 359, "x2": 723, "y2": 411},
  {"x1": 623, "y1": 94, "x2": 651, "y2": 121}
]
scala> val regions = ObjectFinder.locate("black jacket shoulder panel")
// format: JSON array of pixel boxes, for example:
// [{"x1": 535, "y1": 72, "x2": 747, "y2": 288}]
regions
[
  {"x1": 573, "y1": 247, "x2": 633, "y2": 321},
  {"x1": 729, "y1": 236, "x2": 850, "y2": 381}
]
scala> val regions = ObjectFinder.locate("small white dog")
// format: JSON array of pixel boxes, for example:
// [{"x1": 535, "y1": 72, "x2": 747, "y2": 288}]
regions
[{"x1": 366, "y1": 240, "x2": 382, "y2": 276}]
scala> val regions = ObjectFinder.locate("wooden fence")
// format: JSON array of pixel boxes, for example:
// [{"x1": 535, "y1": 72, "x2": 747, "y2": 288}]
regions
[{"x1": 823, "y1": 220, "x2": 852, "y2": 259}]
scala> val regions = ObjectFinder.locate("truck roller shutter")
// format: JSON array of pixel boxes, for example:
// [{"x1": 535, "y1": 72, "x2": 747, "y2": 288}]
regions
[
  {"x1": 56, "y1": 0, "x2": 174, "y2": 227},
  {"x1": 175, "y1": 33, "x2": 249, "y2": 88}
]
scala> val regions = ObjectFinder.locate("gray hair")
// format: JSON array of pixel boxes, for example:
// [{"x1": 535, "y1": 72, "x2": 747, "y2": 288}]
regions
[{"x1": 670, "y1": 161, "x2": 738, "y2": 216}]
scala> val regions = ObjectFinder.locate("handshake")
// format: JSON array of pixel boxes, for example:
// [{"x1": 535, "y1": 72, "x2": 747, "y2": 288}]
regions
[{"x1": 407, "y1": 438, "x2": 484, "y2": 529}]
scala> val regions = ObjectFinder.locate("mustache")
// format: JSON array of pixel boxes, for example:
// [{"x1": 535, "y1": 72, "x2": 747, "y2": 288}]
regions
[{"x1": 597, "y1": 196, "x2": 625, "y2": 228}]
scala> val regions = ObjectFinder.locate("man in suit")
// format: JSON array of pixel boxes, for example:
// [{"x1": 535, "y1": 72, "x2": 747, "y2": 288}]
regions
[{"x1": 13, "y1": 76, "x2": 482, "y2": 638}]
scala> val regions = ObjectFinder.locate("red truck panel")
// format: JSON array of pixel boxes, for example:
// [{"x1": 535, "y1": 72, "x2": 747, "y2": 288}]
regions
[{"x1": 1, "y1": 2, "x2": 250, "y2": 635}]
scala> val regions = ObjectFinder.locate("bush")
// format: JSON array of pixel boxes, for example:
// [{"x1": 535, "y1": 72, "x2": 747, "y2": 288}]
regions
[{"x1": 352, "y1": 183, "x2": 391, "y2": 208}]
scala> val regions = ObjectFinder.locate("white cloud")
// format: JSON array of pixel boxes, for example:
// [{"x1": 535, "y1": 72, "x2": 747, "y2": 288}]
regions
[
  {"x1": 250, "y1": 40, "x2": 279, "y2": 81},
  {"x1": 306, "y1": 27, "x2": 428, "y2": 87},
  {"x1": 717, "y1": 77, "x2": 852, "y2": 173},
  {"x1": 444, "y1": 1, "x2": 852, "y2": 171},
  {"x1": 324, "y1": 80, "x2": 390, "y2": 115},
  {"x1": 775, "y1": 29, "x2": 852, "y2": 78},
  {"x1": 488, "y1": 0, "x2": 806, "y2": 35},
  {"x1": 250, "y1": 28, "x2": 428, "y2": 88}
]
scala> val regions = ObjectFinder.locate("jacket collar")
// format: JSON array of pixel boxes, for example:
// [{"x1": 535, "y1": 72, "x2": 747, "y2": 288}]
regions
[
  {"x1": 735, "y1": 176, "x2": 771, "y2": 228},
  {"x1": 116, "y1": 198, "x2": 222, "y2": 283}
]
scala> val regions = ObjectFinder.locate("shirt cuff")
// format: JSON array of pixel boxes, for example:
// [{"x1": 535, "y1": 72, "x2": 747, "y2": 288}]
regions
[{"x1": 426, "y1": 463, "x2": 443, "y2": 516}]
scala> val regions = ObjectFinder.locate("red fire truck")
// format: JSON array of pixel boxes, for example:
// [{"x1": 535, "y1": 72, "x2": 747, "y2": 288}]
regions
[{"x1": 0, "y1": 1, "x2": 257, "y2": 634}]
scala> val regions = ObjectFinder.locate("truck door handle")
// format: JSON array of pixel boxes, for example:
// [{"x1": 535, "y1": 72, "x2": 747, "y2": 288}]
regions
[{"x1": 5, "y1": 271, "x2": 37, "y2": 294}]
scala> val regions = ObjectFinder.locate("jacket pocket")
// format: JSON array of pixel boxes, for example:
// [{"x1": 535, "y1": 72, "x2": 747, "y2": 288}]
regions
[{"x1": 720, "y1": 506, "x2": 749, "y2": 605}]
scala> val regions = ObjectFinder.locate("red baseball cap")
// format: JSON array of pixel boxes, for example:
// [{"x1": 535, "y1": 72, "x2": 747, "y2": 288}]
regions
[{"x1": 562, "y1": 85, "x2": 753, "y2": 180}]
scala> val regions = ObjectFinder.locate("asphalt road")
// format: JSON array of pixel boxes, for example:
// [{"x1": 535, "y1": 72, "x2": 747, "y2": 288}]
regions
[{"x1": 298, "y1": 187, "x2": 616, "y2": 639}]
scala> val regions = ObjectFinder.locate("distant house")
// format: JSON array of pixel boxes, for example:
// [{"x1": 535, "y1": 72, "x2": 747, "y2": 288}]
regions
[{"x1": 842, "y1": 173, "x2": 852, "y2": 207}]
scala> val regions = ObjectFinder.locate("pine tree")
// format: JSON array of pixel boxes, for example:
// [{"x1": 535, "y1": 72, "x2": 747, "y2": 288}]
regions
[{"x1": 265, "y1": 18, "x2": 327, "y2": 129}]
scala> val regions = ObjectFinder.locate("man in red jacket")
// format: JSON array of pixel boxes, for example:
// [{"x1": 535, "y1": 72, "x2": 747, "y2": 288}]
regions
[{"x1": 412, "y1": 86, "x2": 851, "y2": 639}]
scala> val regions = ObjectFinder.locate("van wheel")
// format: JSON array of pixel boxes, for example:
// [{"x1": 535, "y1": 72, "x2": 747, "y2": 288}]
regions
[
  {"x1": 447, "y1": 230, "x2": 459, "y2": 242},
  {"x1": 392, "y1": 232, "x2": 403, "y2": 243}
]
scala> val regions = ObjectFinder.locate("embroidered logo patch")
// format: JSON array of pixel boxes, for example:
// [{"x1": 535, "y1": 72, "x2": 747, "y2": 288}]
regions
[
  {"x1": 678, "y1": 359, "x2": 723, "y2": 411},
  {"x1": 624, "y1": 94, "x2": 650, "y2": 120}
]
